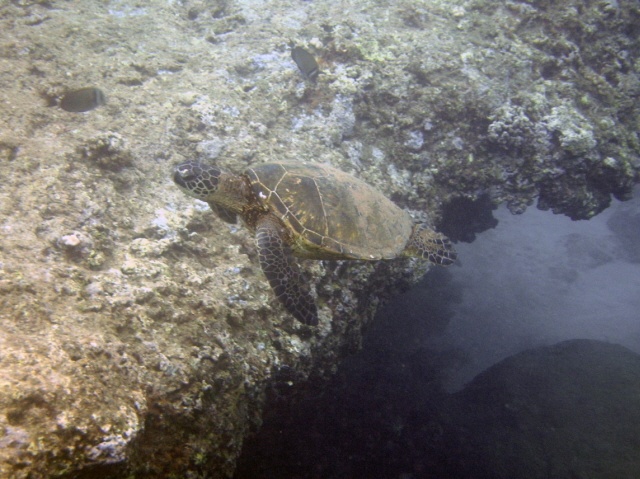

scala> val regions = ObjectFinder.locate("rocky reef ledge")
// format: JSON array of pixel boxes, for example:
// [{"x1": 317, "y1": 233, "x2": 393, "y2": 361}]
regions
[{"x1": 0, "y1": 0, "x2": 638, "y2": 477}]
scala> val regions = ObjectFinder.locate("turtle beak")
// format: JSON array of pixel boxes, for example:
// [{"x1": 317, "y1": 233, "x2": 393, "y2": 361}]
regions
[
  {"x1": 173, "y1": 162, "x2": 204, "y2": 199},
  {"x1": 173, "y1": 161, "x2": 222, "y2": 200}
]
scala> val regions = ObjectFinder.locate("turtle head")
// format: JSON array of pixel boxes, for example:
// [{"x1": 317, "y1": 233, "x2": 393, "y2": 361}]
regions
[{"x1": 173, "y1": 161, "x2": 224, "y2": 201}]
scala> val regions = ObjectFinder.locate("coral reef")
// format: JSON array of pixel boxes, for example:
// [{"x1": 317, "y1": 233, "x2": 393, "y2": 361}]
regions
[{"x1": 0, "y1": 0, "x2": 638, "y2": 477}]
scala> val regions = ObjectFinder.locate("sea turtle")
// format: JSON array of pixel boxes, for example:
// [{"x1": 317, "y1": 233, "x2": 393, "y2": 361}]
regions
[{"x1": 173, "y1": 161, "x2": 456, "y2": 326}]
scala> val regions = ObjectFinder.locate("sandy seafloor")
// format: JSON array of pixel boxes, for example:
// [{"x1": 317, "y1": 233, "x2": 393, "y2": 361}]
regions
[{"x1": 1, "y1": 0, "x2": 639, "y2": 478}]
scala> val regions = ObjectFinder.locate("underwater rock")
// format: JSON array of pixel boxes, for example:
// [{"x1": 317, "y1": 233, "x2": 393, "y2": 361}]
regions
[
  {"x1": 0, "y1": 0, "x2": 637, "y2": 478},
  {"x1": 448, "y1": 340, "x2": 640, "y2": 479},
  {"x1": 78, "y1": 132, "x2": 133, "y2": 171},
  {"x1": 355, "y1": 0, "x2": 639, "y2": 224},
  {"x1": 235, "y1": 339, "x2": 640, "y2": 479}
]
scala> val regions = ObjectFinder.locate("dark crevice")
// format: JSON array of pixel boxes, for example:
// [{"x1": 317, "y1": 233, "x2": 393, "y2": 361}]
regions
[{"x1": 437, "y1": 194, "x2": 499, "y2": 243}]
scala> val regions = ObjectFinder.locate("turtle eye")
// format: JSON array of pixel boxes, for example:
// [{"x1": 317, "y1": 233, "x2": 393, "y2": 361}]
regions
[
  {"x1": 178, "y1": 169, "x2": 196, "y2": 182},
  {"x1": 173, "y1": 166, "x2": 202, "y2": 196}
]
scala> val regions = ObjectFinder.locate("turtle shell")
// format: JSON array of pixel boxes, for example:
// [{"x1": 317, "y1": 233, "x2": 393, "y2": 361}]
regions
[{"x1": 244, "y1": 162, "x2": 413, "y2": 260}]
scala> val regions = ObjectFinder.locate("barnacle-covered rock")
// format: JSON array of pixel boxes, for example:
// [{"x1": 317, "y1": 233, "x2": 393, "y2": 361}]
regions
[{"x1": 78, "y1": 132, "x2": 133, "y2": 171}]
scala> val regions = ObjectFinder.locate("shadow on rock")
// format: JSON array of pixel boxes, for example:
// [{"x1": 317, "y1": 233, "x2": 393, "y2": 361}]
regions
[{"x1": 236, "y1": 339, "x2": 640, "y2": 479}]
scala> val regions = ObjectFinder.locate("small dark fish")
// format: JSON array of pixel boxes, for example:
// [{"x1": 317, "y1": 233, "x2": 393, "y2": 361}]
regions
[
  {"x1": 291, "y1": 46, "x2": 319, "y2": 81},
  {"x1": 60, "y1": 87, "x2": 106, "y2": 112}
]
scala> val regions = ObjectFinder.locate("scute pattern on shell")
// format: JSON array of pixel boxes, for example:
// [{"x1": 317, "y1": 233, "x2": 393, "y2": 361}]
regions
[{"x1": 245, "y1": 162, "x2": 413, "y2": 260}]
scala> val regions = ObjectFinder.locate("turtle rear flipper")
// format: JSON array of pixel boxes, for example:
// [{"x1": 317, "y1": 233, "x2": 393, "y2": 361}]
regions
[
  {"x1": 256, "y1": 216, "x2": 319, "y2": 325},
  {"x1": 404, "y1": 224, "x2": 457, "y2": 265}
]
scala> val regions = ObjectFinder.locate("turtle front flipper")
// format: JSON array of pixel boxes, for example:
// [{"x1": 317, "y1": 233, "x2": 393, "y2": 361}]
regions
[
  {"x1": 403, "y1": 224, "x2": 457, "y2": 266},
  {"x1": 209, "y1": 202, "x2": 237, "y2": 224},
  {"x1": 256, "y1": 216, "x2": 319, "y2": 325}
]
